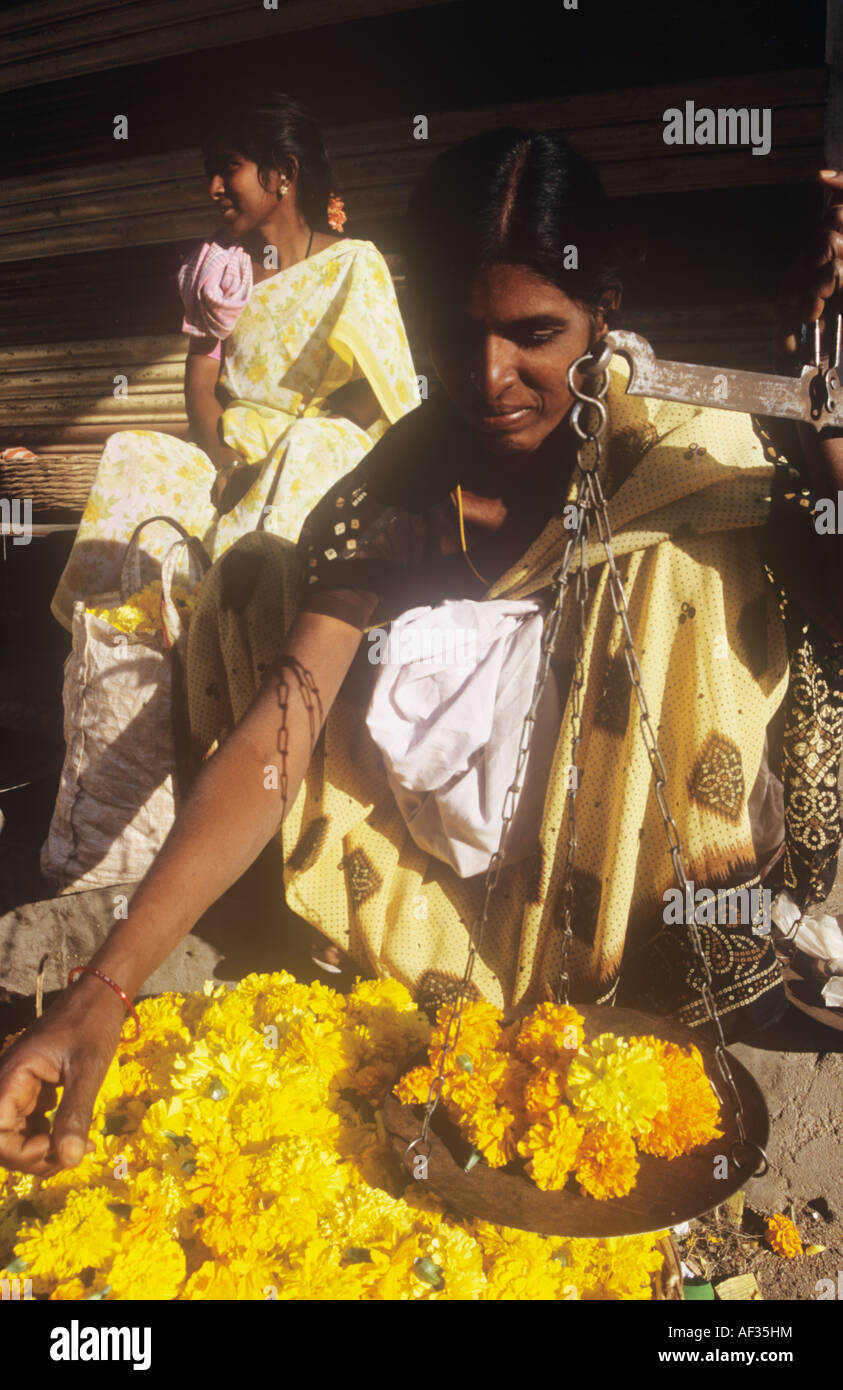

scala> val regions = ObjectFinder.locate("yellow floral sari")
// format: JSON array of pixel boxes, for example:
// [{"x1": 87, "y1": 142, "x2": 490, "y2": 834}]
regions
[{"x1": 51, "y1": 240, "x2": 420, "y2": 629}]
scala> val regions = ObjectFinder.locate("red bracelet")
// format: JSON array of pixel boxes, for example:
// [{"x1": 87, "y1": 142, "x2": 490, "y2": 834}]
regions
[{"x1": 68, "y1": 967, "x2": 141, "y2": 1041}]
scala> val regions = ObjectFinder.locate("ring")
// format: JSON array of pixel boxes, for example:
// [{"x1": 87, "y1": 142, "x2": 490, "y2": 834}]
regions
[{"x1": 729, "y1": 1138, "x2": 769, "y2": 1177}]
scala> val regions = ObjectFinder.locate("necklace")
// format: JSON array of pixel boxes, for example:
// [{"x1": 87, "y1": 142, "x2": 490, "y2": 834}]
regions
[{"x1": 453, "y1": 484, "x2": 490, "y2": 586}]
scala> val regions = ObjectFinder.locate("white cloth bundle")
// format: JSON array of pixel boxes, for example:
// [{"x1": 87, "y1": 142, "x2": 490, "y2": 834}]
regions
[
  {"x1": 365, "y1": 598, "x2": 561, "y2": 878},
  {"x1": 771, "y1": 890, "x2": 843, "y2": 1007}
]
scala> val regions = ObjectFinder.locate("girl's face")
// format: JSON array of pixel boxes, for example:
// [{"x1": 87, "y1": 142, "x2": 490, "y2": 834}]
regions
[
  {"x1": 205, "y1": 143, "x2": 286, "y2": 237},
  {"x1": 428, "y1": 262, "x2": 611, "y2": 457}
]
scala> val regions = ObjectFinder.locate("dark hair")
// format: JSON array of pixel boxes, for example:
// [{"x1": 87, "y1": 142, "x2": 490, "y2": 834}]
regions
[
  {"x1": 202, "y1": 92, "x2": 336, "y2": 234},
  {"x1": 403, "y1": 128, "x2": 621, "y2": 322}
]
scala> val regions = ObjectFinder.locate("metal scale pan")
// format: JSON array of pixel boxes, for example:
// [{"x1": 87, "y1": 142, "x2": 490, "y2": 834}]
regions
[{"x1": 383, "y1": 1004, "x2": 768, "y2": 1239}]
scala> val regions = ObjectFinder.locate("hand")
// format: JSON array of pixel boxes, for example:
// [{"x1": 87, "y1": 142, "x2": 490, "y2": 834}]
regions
[
  {"x1": 0, "y1": 977, "x2": 126, "y2": 1174},
  {"x1": 209, "y1": 445, "x2": 244, "y2": 510},
  {"x1": 777, "y1": 170, "x2": 843, "y2": 363},
  {"x1": 213, "y1": 462, "x2": 262, "y2": 514}
]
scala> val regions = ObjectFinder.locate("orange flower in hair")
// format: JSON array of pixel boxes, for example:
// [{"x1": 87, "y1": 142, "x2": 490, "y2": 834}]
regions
[{"x1": 327, "y1": 193, "x2": 346, "y2": 232}]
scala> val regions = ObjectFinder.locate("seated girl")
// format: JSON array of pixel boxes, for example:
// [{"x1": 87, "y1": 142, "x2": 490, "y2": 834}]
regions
[{"x1": 50, "y1": 92, "x2": 420, "y2": 631}]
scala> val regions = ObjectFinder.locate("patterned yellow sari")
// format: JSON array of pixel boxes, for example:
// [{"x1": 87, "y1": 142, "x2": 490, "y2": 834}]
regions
[{"x1": 51, "y1": 240, "x2": 419, "y2": 629}]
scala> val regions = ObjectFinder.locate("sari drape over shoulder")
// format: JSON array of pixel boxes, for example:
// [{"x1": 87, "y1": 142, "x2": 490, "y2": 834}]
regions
[{"x1": 51, "y1": 240, "x2": 419, "y2": 630}]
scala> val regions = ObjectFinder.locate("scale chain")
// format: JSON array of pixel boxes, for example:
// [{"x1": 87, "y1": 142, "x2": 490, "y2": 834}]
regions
[{"x1": 409, "y1": 339, "x2": 767, "y2": 1179}]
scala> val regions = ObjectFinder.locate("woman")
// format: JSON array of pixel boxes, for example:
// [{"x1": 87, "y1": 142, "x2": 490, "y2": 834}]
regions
[
  {"x1": 50, "y1": 92, "x2": 419, "y2": 630},
  {"x1": 3, "y1": 130, "x2": 842, "y2": 1175}
]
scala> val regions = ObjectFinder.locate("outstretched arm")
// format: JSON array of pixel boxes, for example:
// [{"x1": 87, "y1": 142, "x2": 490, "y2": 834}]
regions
[{"x1": 0, "y1": 610, "x2": 363, "y2": 1175}]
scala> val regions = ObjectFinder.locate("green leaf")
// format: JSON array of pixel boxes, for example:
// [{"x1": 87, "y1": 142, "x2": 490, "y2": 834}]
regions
[
  {"x1": 456, "y1": 1054, "x2": 474, "y2": 1074},
  {"x1": 463, "y1": 1148, "x2": 484, "y2": 1173},
  {"x1": 413, "y1": 1256, "x2": 445, "y2": 1291},
  {"x1": 551, "y1": 1248, "x2": 571, "y2": 1267},
  {"x1": 85, "y1": 1285, "x2": 112, "y2": 1301},
  {"x1": 102, "y1": 1112, "x2": 127, "y2": 1136},
  {"x1": 181, "y1": 1159, "x2": 197, "y2": 1176},
  {"x1": 106, "y1": 1203, "x2": 133, "y2": 1220},
  {"x1": 206, "y1": 1078, "x2": 229, "y2": 1102},
  {"x1": 14, "y1": 1201, "x2": 37, "y2": 1222},
  {"x1": 683, "y1": 1279, "x2": 715, "y2": 1301},
  {"x1": 4, "y1": 1256, "x2": 26, "y2": 1275},
  {"x1": 342, "y1": 1247, "x2": 372, "y2": 1265},
  {"x1": 162, "y1": 1130, "x2": 191, "y2": 1149}
]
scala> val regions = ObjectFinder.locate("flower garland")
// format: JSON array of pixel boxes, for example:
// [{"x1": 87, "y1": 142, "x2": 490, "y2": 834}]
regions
[
  {"x1": 87, "y1": 580, "x2": 200, "y2": 637},
  {"x1": 396, "y1": 1002, "x2": 723, "y2": 1199},
  {"x1": 0, "y1": 976, "x2": 665, "y2": 1300},
  {"x1": 327, "y1": 194, "x2": 346, "y2": 233}
]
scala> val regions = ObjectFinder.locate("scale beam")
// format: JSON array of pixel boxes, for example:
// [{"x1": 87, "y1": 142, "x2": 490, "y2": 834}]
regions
[{"x1": 608, "y1": 329, "x2": 843, "y2": 432}]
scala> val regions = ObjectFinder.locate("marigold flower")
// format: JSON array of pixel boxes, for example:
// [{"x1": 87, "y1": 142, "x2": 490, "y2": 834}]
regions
[
  {"x1": 576, "y1": 1126, "x2": 639, "y2": 1200},
  {"x1": 514, "y1": 1003, "x2": 585, "y2": 1066},
  {"x1": 108, "y1": 1235, "x2": 186, "y2": 1300},
  {"x1": 633, "y1": 1037, "x2": 722, "y2": 1159},
  {"x1": 0, "y1": 971, "x2": 670, "y2": 1300},
  {"x1": 765, "y1": 1214, "x2": 803, "y2": 1259},
  {"x1": 523, "y1": 1065, "x2": 567, "y2": 1121},
  {"x1": 87, "y1": 580, "x2": 199, "y2": 636},
  {"x1": 464, "y1": 1105, "x2": 519, "y2": 1168},
  {"x1": 429, "y1": 999, "x2": 503, "y2": 1069},
  {"x1": 566, "y1": 1034, "x2": 667, "y2": 1137},
  {"x1": 517, "y1": 1105, "x2": 584, "y2": 1190},
  {"x1": 394, "y1": 1064, "x2": 436, "y2": 1106},
  {"x1": 327, "y1": 194, "x2": 347, "y2": 233},
  {"x1": 14, "y1": 1188, "x2": 122, "y2": 1283}
]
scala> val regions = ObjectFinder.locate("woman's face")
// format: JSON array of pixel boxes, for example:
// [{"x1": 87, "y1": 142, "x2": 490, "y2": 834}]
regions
[
  {"x1": 428, "y1": 262, "x2": 610, "y2": 457},
  {"x1": 205, "y1": 144, "x2": 285, "y2": 236}
]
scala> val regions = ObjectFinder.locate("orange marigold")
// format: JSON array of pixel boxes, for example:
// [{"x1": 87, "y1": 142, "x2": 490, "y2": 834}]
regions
[
  {"x1": 765, "y1": 1213, "x2": 803, "y2": 1259},
  {"x1": 429, "y1": 999, "x2": 503, "y2": 1070},
  {"x1": 465, "y1": 1104, "x2": 519, "y2": 1168},
  {"x1": 514, "y1": 1004, "x2": 585, "y2": 1067},
  {"x1": 523, "y1": 1065, "x2": 567, "y2": 1122},
  {"x1": 633, "y1": 1037, "x2": 722, "y2": 1160},
  {"x1": 517, "y1": 1105, "x2": 584, "y2": 1191},
  {"x1": 393, "y1": 1064, "x2": 435, "y2": 1106},
  {"x1": 576, "y1": 1127, "x2": 639, "y2": 1200}
]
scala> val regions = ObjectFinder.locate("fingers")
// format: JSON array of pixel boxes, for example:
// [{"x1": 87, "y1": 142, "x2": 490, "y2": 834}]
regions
[
  {"x1": 779, "y1": 174, "x2": 843, "y2": 344},
  {"x1": 0, "y1": 1128, "x2": 56, "y2": 1176},
  {"x1": 49, "y1": 1064, "x2": 103, "y2": 1169},
  {"x1": 0, "y1": 1051, "x2": 60, "y2": 1129},
  {"x1": 0, "y1": 1055, "x2": 66, "y2": 1174}
]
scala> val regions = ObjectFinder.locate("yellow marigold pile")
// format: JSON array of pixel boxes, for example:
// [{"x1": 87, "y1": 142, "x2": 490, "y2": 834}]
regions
[
  {"x1": 87, "y1": 579, "x2": 200, "y2": 637},
  {"x1": 765, "y1": 1214, "x2": 803, "y2": 1259},
  {"x1": 395, "y1": 1002, "x2": 722, "y2": 1201},
  {"x1": 0, "y1": 975, "x2": 665, "y2": 1300}
]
